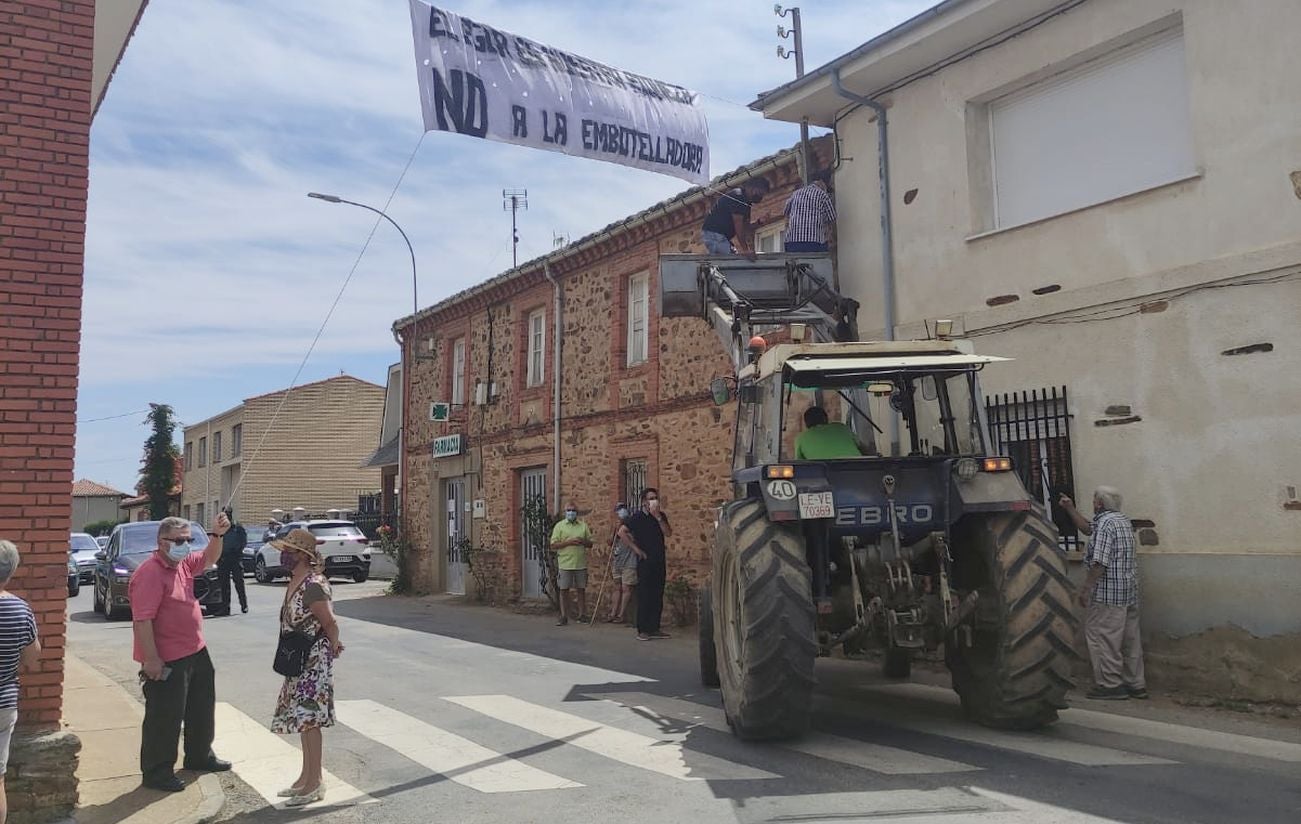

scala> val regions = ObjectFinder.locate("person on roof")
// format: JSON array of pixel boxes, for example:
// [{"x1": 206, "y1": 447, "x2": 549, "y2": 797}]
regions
[{"x1": 794, "y1": 406, "x2": 866, "y2": 460}]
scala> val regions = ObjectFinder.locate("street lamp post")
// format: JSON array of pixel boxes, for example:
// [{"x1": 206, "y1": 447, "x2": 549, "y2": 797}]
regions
[
  {"x1": 307, "y1": 192, "x2": 418, "y2": 314},
  {"x1": 307, "y1": 191, "x2": 419, "y2": 582}
]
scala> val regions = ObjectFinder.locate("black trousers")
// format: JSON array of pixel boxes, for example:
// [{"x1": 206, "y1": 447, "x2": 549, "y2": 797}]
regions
[
  {"x1": 217, "y1": 553, "x2": 246, "y2": 611},
  {"x1": 636, "y1": 557, "x2": 666, "y2": 634},
  {"x1": 140, "y1": 646, "x2": 216, "y2": 781}
]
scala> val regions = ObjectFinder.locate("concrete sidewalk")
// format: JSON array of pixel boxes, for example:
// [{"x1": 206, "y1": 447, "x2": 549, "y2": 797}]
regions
[{"x1": 64, "y1": 654, "x2": 225, "y2": 824}]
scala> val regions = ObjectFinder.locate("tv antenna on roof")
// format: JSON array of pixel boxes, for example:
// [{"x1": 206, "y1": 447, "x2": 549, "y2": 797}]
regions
[{"x1": 503, "y1": 188, "x2": 528, "y2": 268}]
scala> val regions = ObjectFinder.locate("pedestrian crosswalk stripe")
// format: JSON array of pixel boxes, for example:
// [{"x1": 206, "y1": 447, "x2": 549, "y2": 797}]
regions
[
  {"x1": 861, "y1": 681, "x2": 1301, "y2": 764},
  {"x1": 836, "y1": 690, "x2": 1175, "y2": 766},
  {"x1": 336, "y1": 700, "x2": 582, "y2": 793},
  {"x1": 445, "y1": 694, "x2": 780, "y2": 782},
  {"x1": 606, "y1": 692, "x2": 980, "y2": 775},
  {"x1": 212, "y1": 702, "x2": 372, "y2": 808},
  {"x1": 734, "y1": 786, "x2": 1127, "y2": 823}
]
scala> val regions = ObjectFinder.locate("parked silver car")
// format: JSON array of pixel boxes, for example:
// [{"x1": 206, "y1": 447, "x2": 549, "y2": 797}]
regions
[{"x1": 69, "y1": 533, "x2": 99, "y2": 583}]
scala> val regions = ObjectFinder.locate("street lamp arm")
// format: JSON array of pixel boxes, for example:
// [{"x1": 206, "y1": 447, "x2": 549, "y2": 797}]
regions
[{"x1": 307, "y1": 192, "x2": 419, "y2": 314}]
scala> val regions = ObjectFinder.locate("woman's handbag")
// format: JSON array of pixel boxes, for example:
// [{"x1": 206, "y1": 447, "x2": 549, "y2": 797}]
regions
[
  {"x1": 272, "y1": 628, "x2": 318, "y2": 677},
  {"x1": 273, "y1": 578, "x2": 319, "y2": 677}
]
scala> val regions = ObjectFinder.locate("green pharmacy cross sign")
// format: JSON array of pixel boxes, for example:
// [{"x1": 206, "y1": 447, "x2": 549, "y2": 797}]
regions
[{"x1": 429, "y1": 402, "x2": 450, "y2": 421}]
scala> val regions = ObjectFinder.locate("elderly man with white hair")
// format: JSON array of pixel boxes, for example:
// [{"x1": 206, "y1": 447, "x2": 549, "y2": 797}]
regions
[{"x1": 1060, "y1": 486, "x2": 1147, "y2": 701}]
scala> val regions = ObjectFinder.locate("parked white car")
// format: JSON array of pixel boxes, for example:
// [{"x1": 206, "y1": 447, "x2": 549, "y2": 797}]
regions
[{"x1": 253, "y1": 520, "x2": 372, "y2": 584}]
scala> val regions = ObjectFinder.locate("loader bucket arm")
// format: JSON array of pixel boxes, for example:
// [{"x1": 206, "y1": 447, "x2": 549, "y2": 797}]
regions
[{"x1": 658, "y1": 253, "x2": 855, "y2": 370}]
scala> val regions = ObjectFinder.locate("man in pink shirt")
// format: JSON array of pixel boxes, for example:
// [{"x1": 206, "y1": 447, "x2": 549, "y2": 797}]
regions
[{"x1": 130, "y1": 514, "x2": 232, "y2": 792}]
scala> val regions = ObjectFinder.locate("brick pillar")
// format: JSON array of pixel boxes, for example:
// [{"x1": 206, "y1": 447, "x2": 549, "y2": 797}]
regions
[{"x1": 0, "y1": 2, "x2": 96, "y2": 821}]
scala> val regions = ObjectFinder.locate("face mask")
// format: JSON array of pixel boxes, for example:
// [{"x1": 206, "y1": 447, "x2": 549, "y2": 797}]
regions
[
  {"x1": 615, "y1": 508, "x2": 629, "y2": 520},
  {"x1": 280, "y1": 551, "x2": 298, "y2": 569},
  {"x1": 166, "y1": 542, "x2": 192, "y2": 562},
  {"x1": 647, "y1": 499, "x2": 660, "y2": 513},
  {"x1": 565, "y1": 510, "x2": 578, "y2": 522}
]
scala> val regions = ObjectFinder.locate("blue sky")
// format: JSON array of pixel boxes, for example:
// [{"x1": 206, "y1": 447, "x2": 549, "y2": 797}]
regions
[{"x1": 76, "y1": 0, "x2": 933, "y2": 494}]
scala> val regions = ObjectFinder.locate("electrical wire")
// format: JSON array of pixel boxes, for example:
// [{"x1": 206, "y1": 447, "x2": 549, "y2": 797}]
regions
[
  {"x1": 965, "y1": 268, "x2": 1301, "y2": 339},
  {"x1": 222, "y1": 132, "x2": 428, "y2": 509},
  {"x1": 77, "y1": 409, "x2": 149, "y2": 424}
]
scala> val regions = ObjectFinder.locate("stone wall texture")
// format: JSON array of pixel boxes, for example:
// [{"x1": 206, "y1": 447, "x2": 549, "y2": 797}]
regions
[
  {"x1": 0, "y1": 2, "x2": 97, "y2": 821},
  {"x1": 397, "y1": 139, "x2": 832, "y2": 597}
]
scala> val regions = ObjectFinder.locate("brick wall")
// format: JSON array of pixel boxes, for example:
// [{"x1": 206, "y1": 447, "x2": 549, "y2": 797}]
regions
[
  {"x1": 0, "y1": 0, "x2": 96, "y2": 733},
  {"x1": 399, "y1": 139, "x2": 830, "y2": 597}
]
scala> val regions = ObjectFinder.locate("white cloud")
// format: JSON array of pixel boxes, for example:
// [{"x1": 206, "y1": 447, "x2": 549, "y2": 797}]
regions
[{"x1": 78, "y1": 0, "x2": 935, "y2": 492}]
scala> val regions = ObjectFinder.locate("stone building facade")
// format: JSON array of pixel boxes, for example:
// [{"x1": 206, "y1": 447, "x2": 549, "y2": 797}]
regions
[
  {"x1": 181, "y1": 375, "x2": 386, "y2": 527},
  {"x1": 394, "y1": 139, "x2": 831, "y2": 598},
  {"x1": 0, "y1": 2, "x2": 148, "y2": 820}
]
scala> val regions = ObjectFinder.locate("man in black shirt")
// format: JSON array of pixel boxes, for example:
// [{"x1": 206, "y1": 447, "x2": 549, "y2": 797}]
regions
[
  {"x1": 214, "y1": 507, "x2": 248, "y2": 616},
  {"x1": 625, "y1": 487, "x2": 672, "y2": 640},
  {"x1": 700, "y1": 178, "x2": 771, "y2": 258}
]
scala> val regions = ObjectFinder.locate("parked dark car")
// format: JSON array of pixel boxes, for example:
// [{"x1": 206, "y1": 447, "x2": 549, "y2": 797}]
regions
[
  {"x1": 241, "y1": 537, "x2": 264, "y2": 575},
  {"x1": 69, "y1": 532, "x2": 99, "y2": 583},
  {"x1": 67, "y1": 554, "x2": 79, "y2": 597},
  {"x1": 93, "y1": 520, "x2": 213, "y2": 620}
]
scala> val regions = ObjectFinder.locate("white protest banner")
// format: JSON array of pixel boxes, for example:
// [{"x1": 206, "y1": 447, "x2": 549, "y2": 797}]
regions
[{"x1": 407, "y1": 1, "x2": 710, "y2": 185}]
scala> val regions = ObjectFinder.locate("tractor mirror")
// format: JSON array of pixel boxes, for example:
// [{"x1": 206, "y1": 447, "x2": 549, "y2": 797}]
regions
[
  {"x1": 920, "y1": 376, "x2": 938, "y2": 401},
  {"x1": 709, "y1": 378, "x2": 731, "y2": 406},
  {"x1": 867, "y1": 382, "x2": 894, "y2": 396}
]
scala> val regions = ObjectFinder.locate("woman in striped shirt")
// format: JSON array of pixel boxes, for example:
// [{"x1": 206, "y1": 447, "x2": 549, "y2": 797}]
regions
[{"x1": 0, "y1": 540, "x2": 40, "y2": 824}]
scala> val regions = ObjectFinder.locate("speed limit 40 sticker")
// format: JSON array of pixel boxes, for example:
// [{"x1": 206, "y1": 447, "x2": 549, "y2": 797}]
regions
[{"x1": 766, "y1": 480, "x2": 797, "y2": 500}]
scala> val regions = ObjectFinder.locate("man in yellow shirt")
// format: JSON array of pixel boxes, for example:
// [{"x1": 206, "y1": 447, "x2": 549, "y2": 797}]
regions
[
  {"x1": 794, "y1": 406, "x2": 866, "y2": 460},
  {"x1": 549, "y1": 501, "x2": 593, "y2": 626}
]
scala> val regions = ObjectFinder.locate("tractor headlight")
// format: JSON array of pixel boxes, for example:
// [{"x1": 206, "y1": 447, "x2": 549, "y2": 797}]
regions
[{"x1": 955, "y1": 458, "x2": 979, "y2": 482}]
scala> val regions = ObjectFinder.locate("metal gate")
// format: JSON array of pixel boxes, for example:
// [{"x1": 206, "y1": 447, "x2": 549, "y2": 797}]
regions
[
  {"x1": 520, "y1": 468, "x2": 547, "y2": 598},
  {"x1": 985, "y1": 386, "x2": 1081, "y2": 553},
  {"x1": 444, "y1": 478, "x2": 466, "y2": 595}
]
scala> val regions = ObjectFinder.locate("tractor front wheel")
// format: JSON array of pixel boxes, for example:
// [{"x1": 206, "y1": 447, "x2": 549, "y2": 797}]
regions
[{"x1": 714, "y1": 500, "x2": 816, "y2": 740}]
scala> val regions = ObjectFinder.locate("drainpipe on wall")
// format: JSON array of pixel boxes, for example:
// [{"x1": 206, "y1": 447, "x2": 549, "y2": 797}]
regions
[
  {"x1": 544, "y1": 262, "x2": 562, "y2": 514},
  {"x1": 204, "y1": 419, "x2": 211, "y2": 518},
  {"x1": 391, "y1": 327, "x2": 407, "y2": 550},
  {"x1": 831, "y1": 68, "x2": 900, "y2": 455}
]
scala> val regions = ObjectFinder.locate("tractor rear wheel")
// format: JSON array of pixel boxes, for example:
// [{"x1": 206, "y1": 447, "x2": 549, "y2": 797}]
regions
[
  {"x1": 946, "y1": 511, "x2": 1077, "y2": 730},
  {"x1": 714, "y1": 500, "x2": 816, "y2": 740}
]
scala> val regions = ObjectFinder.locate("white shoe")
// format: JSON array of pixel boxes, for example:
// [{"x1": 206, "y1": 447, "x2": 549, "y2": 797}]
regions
[
  {"x1": 284, "y1": 785, "x2": 324, "y2": 807},
  {"x1": 276, "y1": 786, "x2": 303, "y2": 798}
]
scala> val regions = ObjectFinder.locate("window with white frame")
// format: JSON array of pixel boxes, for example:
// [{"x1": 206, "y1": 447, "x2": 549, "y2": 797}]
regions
[
  {"x1": 755, "y1": 223, "x2": 784, "y2": 254},
  {"x1": 626, "y1": 272, "x2": 649, "y2": 366},
  {"x1": 451, "y1": 337, "x2": 467, "y2": 405},
  {"x1": 987, "y1": 28, "x2": 1195, "y2": 229},
  {"x1": 526, "y1": 309, "x2": 546, "y2": 387}
]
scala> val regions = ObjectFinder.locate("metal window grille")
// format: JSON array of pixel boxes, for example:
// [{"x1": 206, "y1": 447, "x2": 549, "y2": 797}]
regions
[
  {"x1": 622, "y1": 459, "x2": 648, "y2": 506},
  {"x1": 985, "y1": 386, "x2": 1081, "y2": 554}
]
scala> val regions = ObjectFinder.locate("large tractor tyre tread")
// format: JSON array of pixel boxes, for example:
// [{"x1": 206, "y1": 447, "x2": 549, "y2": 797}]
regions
[
  {"x1": 947, "y1": 511, "x2": 1077, "y2": 731},
  {"x1": 698, "y1": 587, "x2": 720, "y2": 688},
  {"x1": 715, "y1": 500, "x2": 816, "y2": 741}
]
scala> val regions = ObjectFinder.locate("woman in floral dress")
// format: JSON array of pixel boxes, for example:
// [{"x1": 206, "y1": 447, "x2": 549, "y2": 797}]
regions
[{"x1": 268, "y1": 528, "x2": 344, "y2": 807}]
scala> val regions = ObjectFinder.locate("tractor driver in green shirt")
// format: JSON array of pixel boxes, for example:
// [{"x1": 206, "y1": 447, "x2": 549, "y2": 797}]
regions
[{"x1": 794, "y1": 405, "x2": 871, "y2": 460}]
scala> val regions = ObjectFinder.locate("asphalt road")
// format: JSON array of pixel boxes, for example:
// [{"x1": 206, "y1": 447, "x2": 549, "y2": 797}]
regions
[{"x1": 67, "y1": 577, "x2": 1301, "y2": 824}]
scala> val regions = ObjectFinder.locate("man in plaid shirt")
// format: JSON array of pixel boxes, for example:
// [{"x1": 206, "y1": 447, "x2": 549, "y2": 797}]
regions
[
  {"x1": 781, "y1": 170, "x2": 836, "y2": 253},
  {"x1": 1061, "y1": 486, "x2": 1147, "y2": 700}
]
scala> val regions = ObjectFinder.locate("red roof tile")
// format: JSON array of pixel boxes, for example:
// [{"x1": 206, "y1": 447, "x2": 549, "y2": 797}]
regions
[{"x1": 72, "y1": 479, "x2": 130, "y2": 498}]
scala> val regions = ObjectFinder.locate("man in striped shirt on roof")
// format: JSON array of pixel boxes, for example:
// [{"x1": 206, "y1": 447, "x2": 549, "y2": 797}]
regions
[
  {"x1": 781, "y1": 170, "x2": 837, "y2": 253},
  {"x1": 1061, "y1": 486, "x2": 1147, "y2": 701}
]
